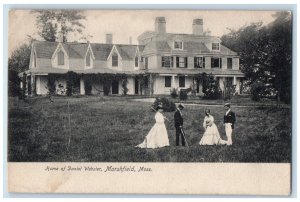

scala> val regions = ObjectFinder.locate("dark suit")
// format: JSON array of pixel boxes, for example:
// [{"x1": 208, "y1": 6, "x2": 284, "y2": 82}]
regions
[
  {"x1": 224, "y1": 110, "x2": 236, "y2": 129},
  {"x1": 174, "y1": 109, "x2": 185, "y2": 146}
]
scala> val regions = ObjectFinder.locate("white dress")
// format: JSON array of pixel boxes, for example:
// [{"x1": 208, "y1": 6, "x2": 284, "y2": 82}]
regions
[
  {"x1": 199, "y1": 115, "x2": 227, "y2": 145},
  {"x1": 136, "y1": 112, "x2": 170, "y2": 149}
]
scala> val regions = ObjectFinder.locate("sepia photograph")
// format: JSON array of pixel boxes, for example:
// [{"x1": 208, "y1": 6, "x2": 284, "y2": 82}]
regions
[{"x1": 6, "y1": 8, "x2": 293, "y2": 194}]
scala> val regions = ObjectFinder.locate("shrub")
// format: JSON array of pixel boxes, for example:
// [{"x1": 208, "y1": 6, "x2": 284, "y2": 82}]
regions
[
  {"x1": 8, "y1": 70, "x2": 21, "y2": 97},
  {"x1": 47, "y1": 74, "x2": 57, "y2": 95},
  {"x1": 170, "y1": 88, "x2": 178, "y2": 98},
  {"x1": 250, "y1": 82, "x2": 267, "y2": 101},
  {"x1": 66, "y1": 71, "x2": 80, "y2": 96},
  {"x1": 179, "y1": 90, "x2": 188, "y2": 101},
  {"x1": 152, "y1": 97, "x2": 176, "y2": 112},
  {"x1": 202, "y1": 74, "x2": 222, "y2": 99},
  {"x1": 84, "y1": 78, "x2": 92, "y2": 95}
]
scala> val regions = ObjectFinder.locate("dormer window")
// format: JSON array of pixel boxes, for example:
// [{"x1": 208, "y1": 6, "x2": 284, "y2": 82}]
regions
[
  {"x1": 112, "y1": 53, "x2": 118, "y2": 67},
  {"x1": 135, "y1": 57, "x2": 139, "y2": 67},
  {"x1": 174, "y1": 41, "x2": 183, "y2": 49},
  {"x1": 212, "y1": 43, "x2": 220, "y2": 51},
  {"x1": 86, "y1": 51, "x2": 91, "y2": 66},
  {"x1": 57, "y1": 50, "x2": 64, "y2": 65}
]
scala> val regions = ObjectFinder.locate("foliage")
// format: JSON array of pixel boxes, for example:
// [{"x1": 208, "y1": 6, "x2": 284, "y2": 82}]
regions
[
  {"x1": 221, "y1": 11, "x2": 292, "y2": 103},
  {"x1": 21, "y1": 73, "x2": 27, "y2": 99},
  {"x1": 83, "y1": 76, "x2": 92, "y2": 95},
  {"x1": 202, "y1": 73, "x2": 222, "y2": 99},
  {"x1": 250, "y1": 82, "x2": 269, "y2": 101},
  {"x1": 47, "y1": 74, "x2": 58, "y2": 95},
  {"x1": 223, "y1": 83, "x2": 237, "y2": 100},
  {"x1": 136, "y1": 74, "x2": 149, "y2": 95},
  {"x1": 121, "y1": 78, "x2": 129, "y2": 95},
  {"x1": 170, "y1": 87, "x2": 178, "y2": 98},
  {"x1": 8, "y1": 43, "x2": 31, "y2": 73},
  {"x1": 152, "y1": 97, "x2": 176, "y2": 112},
  {"x1": 8, "y1": 70, "x2": 21, "y2": 97},
  {"x1": 179, "y1": 90, "x2": 188, "y2": 101},
  {"x1": 66, "y1": 71, "x2": 80, "y2": 96},
  {"x1": 31, "y1": 10, "x2": 86, "y2": 42}
]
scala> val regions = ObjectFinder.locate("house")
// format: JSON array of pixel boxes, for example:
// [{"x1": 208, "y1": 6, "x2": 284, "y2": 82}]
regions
[{"x1": 20, "y1": 17, "x2": 244, "y2": 96}]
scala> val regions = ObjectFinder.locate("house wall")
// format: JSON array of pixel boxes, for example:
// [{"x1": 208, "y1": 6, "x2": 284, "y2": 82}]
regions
[
  {"x1": 233, "y1": 58, "x2": 239, "y2": 70},
  {"x1": 122, "y1": 60, "x2": 134, "y2": 71},
  {"x1": 94, "y1": 60, "x2": 107, "y2": 69},
  {"x1": 204, "y1": 57, "x2": 211, "y2": 69},
  {"x1": 222, "y1": 58, "x2": 227, "y2": 69},
  {"x1": 36, "y1": 58, "x2": 52, "y2": 69},
  {"x1": 148, "y1": 55, "x2": 160, "y2": 69},
  {"x1": 153, "y1": 76, "x2": 171, "y2": 94}
]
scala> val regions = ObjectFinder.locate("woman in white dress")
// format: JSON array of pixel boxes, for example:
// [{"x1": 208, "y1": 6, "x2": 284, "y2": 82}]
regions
[
  {"x1": 136, "y1": 106, "x2": 170, "y2": 149},
  {"x1": 199, "y1": 109, "x2": 227, "y2": 145}
]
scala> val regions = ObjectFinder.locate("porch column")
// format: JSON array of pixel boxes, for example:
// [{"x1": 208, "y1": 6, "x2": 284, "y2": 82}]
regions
[
  {"x1": 80, "y1": 77, "x2": 85, "y2": 95},
  {"x1": 171, "y1": 75, "x2": 176, "y2": 88},
  {"x1": 233, "y1": 76, "x2": 237, "y2": 85}
]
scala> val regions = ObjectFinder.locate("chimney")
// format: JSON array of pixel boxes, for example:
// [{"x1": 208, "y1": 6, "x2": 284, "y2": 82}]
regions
[
  {"x1": 106, "y1": 33, "x2": 113, "y2": 44},
  {"x1": 155, "y1": 17, "x2": 166, "y2": 34},
  {"x1": 192, "y1": 18, "x2": 203, "y2": 35}
]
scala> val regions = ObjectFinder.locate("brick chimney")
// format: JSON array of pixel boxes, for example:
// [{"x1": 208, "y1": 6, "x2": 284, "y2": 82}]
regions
[
  {"x1": 155, "y1": 17, "x2": 166, "y2": 34},
  {"x1": 192, "y1": 18, "x2": 203, "y2": 35},
  {"x1": 106, "y1": 33, "x2": 113, "y2": 44}
]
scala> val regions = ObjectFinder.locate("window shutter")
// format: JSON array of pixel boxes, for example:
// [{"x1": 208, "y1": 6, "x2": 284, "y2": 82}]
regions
[
  {"x1": 176, "y1": 57, "x2": 179, "y2": 68},
  {"x1": 203, "y1": 57, "x2": 206, "y2": 68},
  {"x1": 171, "y1": 56, "x2": 174, "y2": 67},
  {"x1": 194, "y1": 57, "x2": 197, "y2": 68},
  {"x1": 185, "y1": 57, "x2": 188, "y2": 68},
  {"x1": 220, "y1": 58, "x2": 222, "y2": 68}
]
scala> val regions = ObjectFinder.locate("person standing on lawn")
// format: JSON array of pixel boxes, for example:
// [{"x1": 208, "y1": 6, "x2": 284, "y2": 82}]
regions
[
  {"x1": 224, "y1": 103, "x2": 236, "y2": 146},
  {"x1": 199, "y1": 109, "x2": 227, "y2": 145},
  {"x1": 174, "y1": 104, "x2": 186, "y2": 146},
  {"x1": 136, "y1": 104, "x2": 170, "y2": 149}
]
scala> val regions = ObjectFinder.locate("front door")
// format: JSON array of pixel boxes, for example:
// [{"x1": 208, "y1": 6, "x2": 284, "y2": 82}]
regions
[
  {"x1": 112, "y1": 80, "x2": 119, "y2": 94},
  {"x1": 135, "y1": 78, "x2": 139, "y2": 94}
]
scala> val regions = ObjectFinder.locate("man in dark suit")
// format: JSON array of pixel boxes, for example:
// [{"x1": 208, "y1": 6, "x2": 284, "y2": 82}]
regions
[
  {"x1": 224, "y1": 103, "x2": 236, "y2": 145},
  {"x1": 174, "y1": 104, "x2": 186, "y2": 146}
]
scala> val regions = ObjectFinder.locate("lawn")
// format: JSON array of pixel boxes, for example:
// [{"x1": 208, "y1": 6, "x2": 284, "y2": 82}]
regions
[{"x1": 8, "y1": 96, "x2": 291, "y2": 162}]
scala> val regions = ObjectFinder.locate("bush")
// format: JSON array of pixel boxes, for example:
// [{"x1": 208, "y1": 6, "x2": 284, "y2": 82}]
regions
[
  {"x1": 8, "y1": 70, "x2": 21, "y2": 97},
  {"x1": 202, "y1": 74, "x2": 222, "y2": 99},
  {"x1": 250, "y1": 82, "x2": 267, "y2": 101},
  {"x1": 170, "y1": 88, "x2": 178, "y2": 98},
  {"x1": 84, "y1": 78, "x2": 92, "y2": 95},
  {"x1": 66, "y1": 71, "x2": 80, "y2": 96},
  {"x1": 179, "y1": 90, "x2": 188, "y2": 101},
  {"x1": 152, "y1": 97, "x2": 176, "y2": 112},
  {"x1": 121, "y1": 78, "x2": 129, "y2": 95}
]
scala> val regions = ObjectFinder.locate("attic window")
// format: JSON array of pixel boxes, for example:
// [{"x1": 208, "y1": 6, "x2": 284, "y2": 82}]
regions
[
  {"x1": 57, "y1": 50, "x2": 64, "y2": 65},
  {"x1": 174, "y1": 41, "x2": 183, "y2": 49},
  {"x1": 212, "y1": 43, "x2": 220, "y2": 51},
  {"x1": 112, "y1": 53, "x2": 118, "y2": 67},
  {"x1": 135, "y1": 57, "x2": 139, "y2": 67},
  {"x1": 86, "y1": 51, "x2": 91, "y2": 66}
]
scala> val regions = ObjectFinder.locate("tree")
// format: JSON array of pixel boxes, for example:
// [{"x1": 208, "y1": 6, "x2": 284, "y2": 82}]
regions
[
  {"x1": 31, "y1": 10, "x2": 86, "y2": 42},
  {"x1": 221, "y1": 11, "x2": 292, "y2": 103},
  {"x1": 202, "y1": 73, "x2": 222, "y2": 99}
]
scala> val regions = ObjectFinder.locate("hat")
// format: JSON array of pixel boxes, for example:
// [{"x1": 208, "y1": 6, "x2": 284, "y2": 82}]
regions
[
  {"x1": 224, "y1": 103, "x2": 231, "y2": 107},
  {"x1": 178, "y1": 103, "x2": 185, "y2": 109}
]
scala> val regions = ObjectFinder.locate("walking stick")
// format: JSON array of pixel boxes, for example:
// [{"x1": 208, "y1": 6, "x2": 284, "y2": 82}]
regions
[
  {"x1": 180, "y1": 126, "x2": 189, "y2": 147},
  {"x1": 66, "y1": 101, "x2": 72, "y2": 151}
]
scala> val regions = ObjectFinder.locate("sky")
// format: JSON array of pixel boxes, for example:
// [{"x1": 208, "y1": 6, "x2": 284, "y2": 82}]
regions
[{"x1": 8, "y1": 10, "x2": 277, "y2": 55}]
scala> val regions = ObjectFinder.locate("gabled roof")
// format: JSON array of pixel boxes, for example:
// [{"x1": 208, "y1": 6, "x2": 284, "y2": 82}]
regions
[
  {"x1": 90, "y1": 43, "x2": 113, "y2": 60},
  {"x1": 115, "y1": 45, "x2": 138, "y2": 60},
  {"x1": 183, "y1": 42, "x2": 210, "y2": 54},
  {"x1": 33, "y1": 41, "x2": 59, "y2": 59},
  {"x1": 142, "y1": 41, "x2": 172, "y2": 54}
]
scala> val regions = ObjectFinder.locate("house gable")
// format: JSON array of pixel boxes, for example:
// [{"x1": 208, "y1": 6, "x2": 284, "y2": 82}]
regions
[
  {"x1": 84, "y1": 44, "x2": 95, "y2": 69},
  {"x1": 51, "y1": 43, "x2": 69, "y2": 69},
  {"x1": 107, "y1": 45, "x2": 122, "y2": 69}
]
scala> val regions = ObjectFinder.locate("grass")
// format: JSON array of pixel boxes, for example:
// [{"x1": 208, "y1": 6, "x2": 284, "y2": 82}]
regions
[{"x1": 8, "y1": 96, "x2": 291, "y2": 162}]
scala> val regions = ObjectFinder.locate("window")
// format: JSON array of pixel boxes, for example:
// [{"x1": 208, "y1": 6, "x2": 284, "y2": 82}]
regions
[
  {"x1": 203, "y1": 57, "x2": 206, "y2": 68},
  {"x1": 179, "y1": 76, "x2": 185, "y2": 88},
  {"x1": 86, "y1": 51, "x2": 91, "y2": 66},
  {"x1": 227, "y1": 58, "x2": 233, "y2": 69},
  {"x1": 211, "y1": 57, "x2": 221, "y2": 68},
  {"x1": 174, "y1": 41, "x2": 183, "y2": 49},
  {"x1": 112, "y1": 54, "x2": 118, "y2": 67},
  {"x1": 176, "y1": 57, "x2": 187, "y2": 68},
  {"x1": 165, "y1": 76, "x2": 171, "y2": 87},
  {"x1": 162, "y1": 56, "x2": 173, "y2": 67},
  {"x1": 144, "y1": 57, "x2": 148, "y2": 69},
  {"x1": 194, "y1": 57, "x2": 203, "y2": 68},
  {"x1": 135, "y1": 57, "x2": 139, "y2": 67},
  {"x1": 212, "y1": 43, "x2": 220, "y2": 51},
  {"x1": 57, "y1": 50, "x2": 64, "y2": 65}
]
